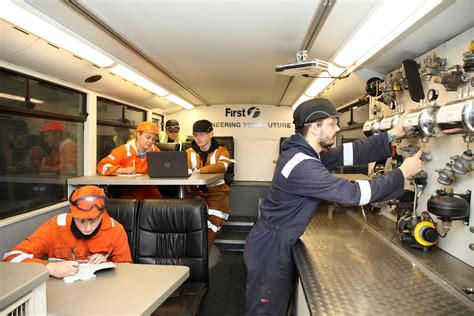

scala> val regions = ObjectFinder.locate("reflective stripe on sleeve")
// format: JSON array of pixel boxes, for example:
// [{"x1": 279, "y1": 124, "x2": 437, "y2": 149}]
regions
[
  {"x1": 343, "y1": 142, "x2": 353, "y2": 166},
  {"x1": 110, "y1": 218, "x2": 115, "y2": 227},
  {"x1": 101, "y1": 163, "x2": 113, "y2": 175},
  {"x1": 3, "y1": 250, "x2": 31, "y2": 260},
  {"x1": 207, "y1": 220, "x2": 221, "y2": 232},
  {"x1": 208, "y1": 208, "x2": 229, "y2": 220},
  {"x1": 207, "y1": 179, "x2": 226, "y2": 187},
  {"x1": 57, "y1": 213, "x2": 67, "y2": 226},
  {"x1": 190, "y1": 152, "x2": 198, "y2": 170},
  {"x1": 355, "y1": 180, "x2": 372, "y2": 205},
  {"x1": 10, "y1": 252, "x2": 34, "y2": 262},
  {"x1": 210, "y1": 150, "x2": 217, "y2": 165},
  {"x1": 107, "y1": 154, "x2": 115, "y2": 160},
  {"x1": 281, "y1": 152, "x2": 317, "y2": 179}
]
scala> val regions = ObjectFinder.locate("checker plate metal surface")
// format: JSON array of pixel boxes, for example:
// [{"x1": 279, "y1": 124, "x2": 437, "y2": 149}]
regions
[{"x1": 293, "y1": 210, "x2": 473, "y2": 315}]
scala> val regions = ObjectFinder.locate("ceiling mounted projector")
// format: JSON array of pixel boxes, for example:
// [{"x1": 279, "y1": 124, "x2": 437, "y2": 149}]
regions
[{"x1": 276, "y1": 50, "x2": 329, "y2": 76}]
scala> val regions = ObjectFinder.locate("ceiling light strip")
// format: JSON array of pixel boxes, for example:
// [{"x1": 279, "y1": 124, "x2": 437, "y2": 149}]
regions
[
  {"x1": 164, "y1": 94, "x2": 194, "y2": 110},
  {"x1": 0, "y1": 1, "x2": 195, "y2": 110},
  {"x1": 0, "y1": 1, "x2": 114, "y2": 67},
  {"x1": 108, "y1": 64, "x2": 169, "y2": 97},
  {"x1": 293, "y1": 0, "x2": 443, "y2": 110}
]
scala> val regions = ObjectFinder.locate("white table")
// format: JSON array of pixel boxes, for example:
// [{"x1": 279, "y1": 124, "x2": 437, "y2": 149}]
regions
[
  {"x1": 47, "y1": 263, "x2": 190, "y2": 315},
  {"x1": 67, "y1": 173, "x2": 224, "y2": 198},
  {"x1": 0, "y1": 262, "x2": 48, "y2": 315}
]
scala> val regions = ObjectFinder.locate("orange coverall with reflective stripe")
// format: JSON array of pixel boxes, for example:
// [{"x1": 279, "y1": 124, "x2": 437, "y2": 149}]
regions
[
  {"x1": 43, "y1": 138, "x2": 77, "y2": 175},
  {"x1": 3, "y1": 212, "x2": 132, "y2": 264},
  {"x1": 186, "y1": 145, "x2": 231, "y2": 246},
  {"x1": 97, "y1": 140, "x2": 162, "y2": 199}
]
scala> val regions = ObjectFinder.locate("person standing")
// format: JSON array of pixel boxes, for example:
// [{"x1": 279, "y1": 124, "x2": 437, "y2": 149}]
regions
[
  {"x1": 186, "y1": 120, "x2": 232, "y2": 247},
  {"x1": 244, "y1": 98, "x2": 424, "y2": 315},
  {"x1": 158, "y1": 119, "x2": 188, "y2": 150},
  {"x1": 39, "y1": 121, "x2": 77, "y2": 175},
  {"x1": 97, "y1": 121, "x2": 162, "y2": 199},
  {"x1": 3, "y1": 185, "x2": 132, "y2": 278}
]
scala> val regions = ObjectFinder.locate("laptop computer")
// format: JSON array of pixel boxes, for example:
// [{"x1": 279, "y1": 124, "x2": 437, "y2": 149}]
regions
[{"x1": 146, "y1": 151, "x2": 190, "y2": 178}]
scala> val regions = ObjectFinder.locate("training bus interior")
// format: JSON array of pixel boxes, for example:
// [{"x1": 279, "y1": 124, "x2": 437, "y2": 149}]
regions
[{"x1": 0, "y1": 0, "x2": 473, "y2": 315}]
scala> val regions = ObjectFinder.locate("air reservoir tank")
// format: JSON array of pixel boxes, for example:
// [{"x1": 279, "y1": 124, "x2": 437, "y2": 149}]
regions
[
  {"x1": 436, "y1": 97, "x2": 474, "y2": 135},
  {"x1": 402, "y1": 106, "x2": 439, "y2": 139}
]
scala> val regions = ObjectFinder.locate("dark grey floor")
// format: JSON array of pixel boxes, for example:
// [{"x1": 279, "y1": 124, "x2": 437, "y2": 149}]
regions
[{"x1": 199, "y1": 251, "x2": 247, "y2": 316}]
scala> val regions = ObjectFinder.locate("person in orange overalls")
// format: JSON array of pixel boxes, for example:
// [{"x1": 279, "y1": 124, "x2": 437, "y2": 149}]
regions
[
  {"x1": 97, "y1": 121, "x2": 162, "y2": 199},
  {"x1": 186, "y1": 119, "x2": 232, "y2": 247},
  {"x1": 39, "y1": 121, "x2": 77, "y2": 175},
  {"x1": 2, "y1": 185, "x2": 132, "y2": 278}
]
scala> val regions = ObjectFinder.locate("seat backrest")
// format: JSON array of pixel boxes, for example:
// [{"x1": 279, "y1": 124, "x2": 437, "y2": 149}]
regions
[
  {"x1": 107, "y1": 198, "x2": 140, "y2": 261},
  {"x1": 136, "y1": 199, "x2": 209, "y2": 284},
  {"x1": 213, "y1": 136, "x2": 234, "y2": 185},
  {"x1": 156, "y1": 142, "x2": 179, "y2": 151}
]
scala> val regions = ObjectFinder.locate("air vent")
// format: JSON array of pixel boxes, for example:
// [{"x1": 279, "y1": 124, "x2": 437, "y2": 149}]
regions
[{"x1": 3, "y1": 292, "x2": 32, "y2": 316}]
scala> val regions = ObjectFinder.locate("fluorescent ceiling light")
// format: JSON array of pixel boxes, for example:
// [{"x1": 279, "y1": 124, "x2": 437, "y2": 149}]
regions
[
  {"x1": 165, "y1": 94, "x2": 195, "y2": 110},
  {"x1": 292, "y1": 94, "x2": 312, "y2": 110},
  {"x1": 304, "y1": 74, "x2": 334, "y2": 97},
  {"x1": 0, "y1": 92, "x2": 44, "y2": 104},
  {"x1": 334, "y1": 0, "x2": 442, "y2": 67},
  {"x1": 109, "y1": 64, "x2": 169, "y2": 97},
  {"x1": 293, "y1": 0, "x2": 442, "y2": 109},
  {"x1": 0, "y1": 1, "x2": 114, "y2": 67}
]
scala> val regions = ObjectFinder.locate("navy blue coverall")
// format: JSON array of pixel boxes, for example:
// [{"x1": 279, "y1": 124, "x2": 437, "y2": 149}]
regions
[{"x1": 244, "y1": 132, "x2": 405, "y2": 315}]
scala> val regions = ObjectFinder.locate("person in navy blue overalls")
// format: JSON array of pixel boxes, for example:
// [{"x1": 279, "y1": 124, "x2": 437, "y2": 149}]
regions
[{"x1": 244, "y1": 98, "x2": 424, "y2": 315}]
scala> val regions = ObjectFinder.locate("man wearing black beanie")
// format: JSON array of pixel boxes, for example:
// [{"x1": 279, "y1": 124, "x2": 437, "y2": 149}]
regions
[{"x1": 186, "y1": 119, "x2": 232, "y2": 247}]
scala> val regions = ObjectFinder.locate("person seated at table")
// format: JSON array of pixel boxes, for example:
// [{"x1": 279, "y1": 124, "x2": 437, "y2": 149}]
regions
[
  {"x1": 158, "y1": 119, "x2": 188, "y2": 149},
  {"x1": 186, "y1": 119, "x2": 232, "y2": 247},
  {"x1": 97, "y1": 121, "x2": 162, "y2": 199},
  {"x1": 2, "y1": 185, "x2": 132, "y2": 278},
  {"x1": 3, "y1": 119, "x2": 44, "y2": 174},
  {"x1": 39, "y1": 120, "x2": 78, "y2": 175}
]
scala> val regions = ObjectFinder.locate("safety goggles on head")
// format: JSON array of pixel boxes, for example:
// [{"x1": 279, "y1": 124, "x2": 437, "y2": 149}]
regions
[
  {"x1": 167, "y1": 126, "x2": 180, "y2": 132},
  {"x1": 69, "y1": 195, "x2": 108, "y2": 211}
]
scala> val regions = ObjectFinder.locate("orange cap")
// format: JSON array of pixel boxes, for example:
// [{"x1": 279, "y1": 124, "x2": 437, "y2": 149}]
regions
[
  {"x1": 69, "y1": 185, "x2": 107, "y2": 219},
  {"x1": 41, "y1": 121, "x2": 66, "y2": 133},
  {"x1": 136, "y1": 121, "x2": 159, "y2": 134}
]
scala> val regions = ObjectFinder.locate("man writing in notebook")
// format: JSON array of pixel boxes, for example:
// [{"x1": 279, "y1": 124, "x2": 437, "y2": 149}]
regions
[
  {"x1": 186, "y1": 120, "x2": 232, "y2": 247},
  {"x1": 3, "y1": 185, "x2": 132, "y2": 278}
]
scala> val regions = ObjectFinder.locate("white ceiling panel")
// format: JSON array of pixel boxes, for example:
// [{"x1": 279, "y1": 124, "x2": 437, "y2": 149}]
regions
[{"x1": 4, "y1": 0, "x2": 472, "y2": 111}]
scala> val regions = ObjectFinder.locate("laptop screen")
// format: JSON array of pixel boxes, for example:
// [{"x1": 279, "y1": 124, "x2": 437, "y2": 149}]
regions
[{"x1": 146, "y1": 151, "x2": 190, "y2": 178}]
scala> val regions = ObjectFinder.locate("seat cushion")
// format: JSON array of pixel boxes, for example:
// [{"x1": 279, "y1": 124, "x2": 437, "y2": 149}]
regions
[{"x1": 152, "y1": 282, "x2": 208, "y2": 316}]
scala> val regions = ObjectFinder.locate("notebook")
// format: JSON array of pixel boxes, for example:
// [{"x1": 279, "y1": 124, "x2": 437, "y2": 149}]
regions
[
  {"x1": 147, "y1": 151, "x2": 190, "y2": 178},
  {"x1": 63, "y1": 262, "x2": 116, "y2": 283}
]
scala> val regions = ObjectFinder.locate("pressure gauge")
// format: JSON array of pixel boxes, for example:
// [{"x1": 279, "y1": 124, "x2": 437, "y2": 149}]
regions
[{"x1": 427, "y1": 89, "x2": 439, "y2": 101}]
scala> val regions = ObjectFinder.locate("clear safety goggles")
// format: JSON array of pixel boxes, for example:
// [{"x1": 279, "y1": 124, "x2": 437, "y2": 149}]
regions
[{"x1": 70, "y1": 195, "x2": 107, "y2": 211}]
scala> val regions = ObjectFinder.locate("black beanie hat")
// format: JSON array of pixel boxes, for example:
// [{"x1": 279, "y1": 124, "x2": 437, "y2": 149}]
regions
[{"x1": 193, "y1": 120, "x2": 213, "y2": 133}]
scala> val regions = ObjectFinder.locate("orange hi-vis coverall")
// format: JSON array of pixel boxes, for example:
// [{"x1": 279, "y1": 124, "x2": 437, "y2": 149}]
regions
[
  {"x1": 44, "y1": 138, "x2": 78, "y2": 175},
  {"x1": 97, "y1": 139, "x2": 162, "y2": 199},
  {"x1": 3, "y1": 211, "x2": 132, "y2": 264},
  {"x1": 186, "y1": 140, "x2": 232, "y2": 246}
]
